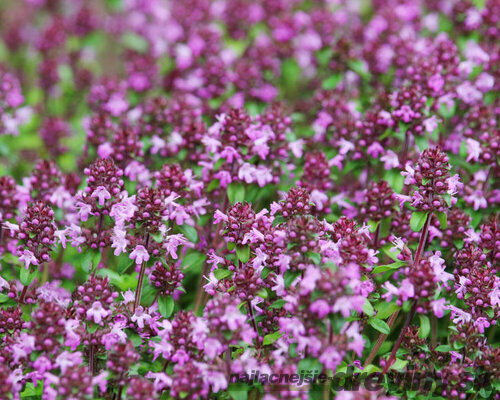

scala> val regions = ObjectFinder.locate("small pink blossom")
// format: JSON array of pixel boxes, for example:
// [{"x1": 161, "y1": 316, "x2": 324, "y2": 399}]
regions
[
  {"x1": 86, "y1": 301, "x2": 110, "y2": 324},
  {"x1": 19, "y1": 250, "x2": 38, "y2": 269},
  {"x1": 91, "y1": 186, "x2": 111, "y2": 206},
  {"x1": 130, "y1": 245, "x2": 150, "y2": 264}
]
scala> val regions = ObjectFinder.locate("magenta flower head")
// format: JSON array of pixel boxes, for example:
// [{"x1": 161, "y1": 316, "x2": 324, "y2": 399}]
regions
[
  {"x1": 149, "y1": 261, "x2": 184, "y2": 296},
  {"x1": 0, "y1": 176, "x2": 19, "y2": 223},
  {"x1": 407, "y1": 147, "x2": 459, "y2": 212},
  {"x1": 29, "y1": 160, "x2": 62, "y2": 202},
  {"x1": 273, "y1": 187, "x2": 312, "y2": 218},
  {"x1": 17, "y1": 200, "x2": 56, "y2": 267},
  {"x1": 360, "y1": 180, "x2": 395, "y2": 222},
  {"x1": 132, "y1": 187, "x2": 167, "y2": 234},
  {"x1": 82, "y1": 158, "x2": 124, "y2": 216},
  {"x1": 221, "y1": 202, "x2": 256, "y2": 245}
]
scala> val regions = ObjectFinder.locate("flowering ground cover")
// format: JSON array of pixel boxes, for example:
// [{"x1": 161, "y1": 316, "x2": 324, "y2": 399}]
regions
[{"x1": 0, "y1": 0, "x2": 499, "y2": 399}]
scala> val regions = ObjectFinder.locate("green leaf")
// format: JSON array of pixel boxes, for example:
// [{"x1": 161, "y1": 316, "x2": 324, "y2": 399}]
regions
[
  {"x1": 227, "y1": 183, "x2": 245, "y2": 204},
  {"x1": 117, "y1": 256, "x2": 133, "y2": 274},
  {"x1": 348, "y1": 59, "x2": 371, "y2": 80},
  {"x1": 228, "y1": 384, "x2": 248, "y2": 400},
  {"x1": 284, "y1": 271, "x2": 301, "y2": 288},
  {"x1": 307, "y1": 252, "x2": 321, "y2": 264},
  {"x1": 418, "y1": 315, "x2": 430, "y2": 339},
  {"x1": 213, "y1": 269, "x2": 233, "y2": 280},
  {"x1": 263, "y1": 331, "x2": 284, "y2": 346},
  {"x1": 0, "y1": 293, "x2": 9, "y2": 303},
  {"x1": 381, "y1": 243, "x2": 401, "y2": 262},
  {"x1": 236, "y1": 245, "x2": 250, "y2": 264},
  {"x1": 207, "y1": 179, "x2": 220, "y2": 192},
  {"x1": 435, "y1": 345, "x2": 452, "y2": 352},
  {"x1": 363, "y1": 299, "x2": 375, "y2": 317},
  {"x1": 435, "y1": 211, "x2": 448, "y2": 229},
  {"x1": 121, "y1": 32, "x2": 149, "y2": 52},
  {"x1": 269, "y1": 299, "x2": 286, "y2": 309},
  {"x1": 81, "y1": 250, "x2": 101, "y2": 274},
  {"x1": 297, "y1": 357, "x2": 323, "y2": 374},
  {"x1": 322, "y1": 74, "x2": 342, "y2": 90},
  {"x1": 375, "y1": 302, "x2": 400, "y2": 320},
  {"x1": 368, "y1": 318, "x2": 391, "y2": 334},
  {"x1": 442, "y1": 193, "x2": 452, "y2": 208},
  {"x1": 181, "y1": 251, "x2": 206, "y2": 272},
  {"x1": 20, "y1": 267, "x2": 36, "y2": 286},
  {"x1": 179, "y1": 224, "x2": 198, "y2": 243},
  {"x1": 272, "y1": 215, "x2": 285, "y2": 226},
  {"x1": 372, "y1": 261, "x2": 406, "y2": 274},
  {"x1": 86, "y1": 323, "x2": 99, "y2": 334},
  {"x1": 21, "y1": 382, "x2": 43, "y2": 398},
  {"x1": 410, "y1": 211, "x2": 428, "y2": 232},
  {"x1": 82, "y1": 251, "x2": 93, "y2": 273},
  {"x1": 158, "y1": 296, "x2": 174, "y2": 318},
  {"x1": 390, "y1": 358, "x2": 408, "y2": 371},
  {"x1": 367, "y1": 220, "x2": 380, "y2": 233}
]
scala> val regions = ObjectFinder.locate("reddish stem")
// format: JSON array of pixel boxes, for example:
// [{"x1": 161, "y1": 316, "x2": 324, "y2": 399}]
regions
[
  {"x1": 19, "y1": 285, "x2": 29, "y2": 304},
  {"x1": 363, "y1": 310, "x2": 399, "y2": 367},
  {"x1": 383, "y1": 301, "x2": 417, "y2": 373},
  {"x1": 414, "y1": 213, "x2": 432, "y2": 264},
  {"x1": 133, "y1": 233, "x2": 150, "y2": 313}
]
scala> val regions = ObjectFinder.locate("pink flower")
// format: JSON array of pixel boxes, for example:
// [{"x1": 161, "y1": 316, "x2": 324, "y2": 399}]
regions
[
  {"x1": 97, "y1": 142, "x2": 114, "y2": 159},
  {"x1": 93, "y1": 371, "x2": 109, "y2": 393},
  {"x1": 446, "y1": 305, "x2": 471, "y2": 326},
  {"x1": 455, "y1": 276, "x2": 469, "y2": 298},
  {"x1": 251, "y1": 248, "x2": 268, "y2": 271},
  {"x1": 399, "y1": 279, "x2": 415, "y2": 301},
  {"x1": 428, "y1": 74, "x2": 444, "y2": 93},
  {"x1": 465, "y1": 190, "x2": 487, "y2": 210},
  {"x1": 465, "y1": 138, "x2": 482, "y2": 162},
  {"x1": 474, "y1": 317, "x2": 490, "y2": 333},
  {"x1": 367, "y1": 142, "x2": 384, "y2": 158},
  {"x1": 76, "y1": 201, "x2": 92, "y2": 221},
  {"x1": 131, "y1": 306, "x2": 152, "y2": 329},
  {"x1": 338, "y1": 138, "x2": 355, "y2": 155},
  {"x1": 203, "y1": 272, "x2": 219, "y2": 295},
  {"x1": 213, "y1": 210, "x2": 228, "y2": 224},
  {"x1": 429, "y1": 252, "x2": 454, "y2": 284},
  {"x1": 151, "y1": 337, "x2": 173, "y2": 361},
  {"x1": 394, "y1": 193, "x2": 411, "y2": 211},
  {"x1": 423, "y1": 116, "x2": 439, "y2": 133},
  {"x1": 310, "y1": 190, "x2": 328, "y2": 211},
  {"x1": 104, "y1": 93, "x2": 128, "y2": 116},
  {"x1": 122, "y1": 290, "x2": 135, "y2": 304},
  {"x1": 289, "y1": 139, "x2": 305, "y2": 158},
  {"x1": 221, "y1": 305, "x2": 247, "y2": 331},
  {"x1": 111, "y1": 229, "x2": 129, "y2": 256},
  {"x1": 164, "y1": 234, "x2": 188, "y2": 259},
  {"x1": 19, "y1": 250, "x2": 38, "y2": 269},
  {"x1": 299, "y1": 265, "x2": 321, "y2": 295},
  {"x1": 333, "y1": 296, "x2": 364, "y2": 318},
  {"x1": 381, "y1": 150, "x2": 400, "y2": 170},
  {"x1": 430, "y1": 298, "x2": 446, "y2": 318},
  {"x1": 86, "y1": 301, "x2": 110, "y2": 324},
  {"x1": 310, "y1": 299, "x2": 330, "y2": 318},
  {"x1": 344, "y1": 322, "x2": 365, "y2": 357},
  {"x1": 130, "y1": 245, "x2": 150, "y2": 264},
  {"x1": 203, "y1": 338, "x2": 224, "y2": 359},
  {"x1": 55, "y1": 351, "x2": 83, "y2": 373},
  {"x1": 319, "y1": 346, "x2": 343, "y2": 370},
  {"x1": 91, "y1": 186, "x2": 111, "y2": 206},
  {"x1": 401, "y1": 163, "x2": 416, "y2": 185}
]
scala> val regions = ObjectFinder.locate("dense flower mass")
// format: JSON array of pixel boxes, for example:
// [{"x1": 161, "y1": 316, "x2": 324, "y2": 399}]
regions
[{"x1": 0, "y1": 1, "x2": 499, "y2": 399}]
